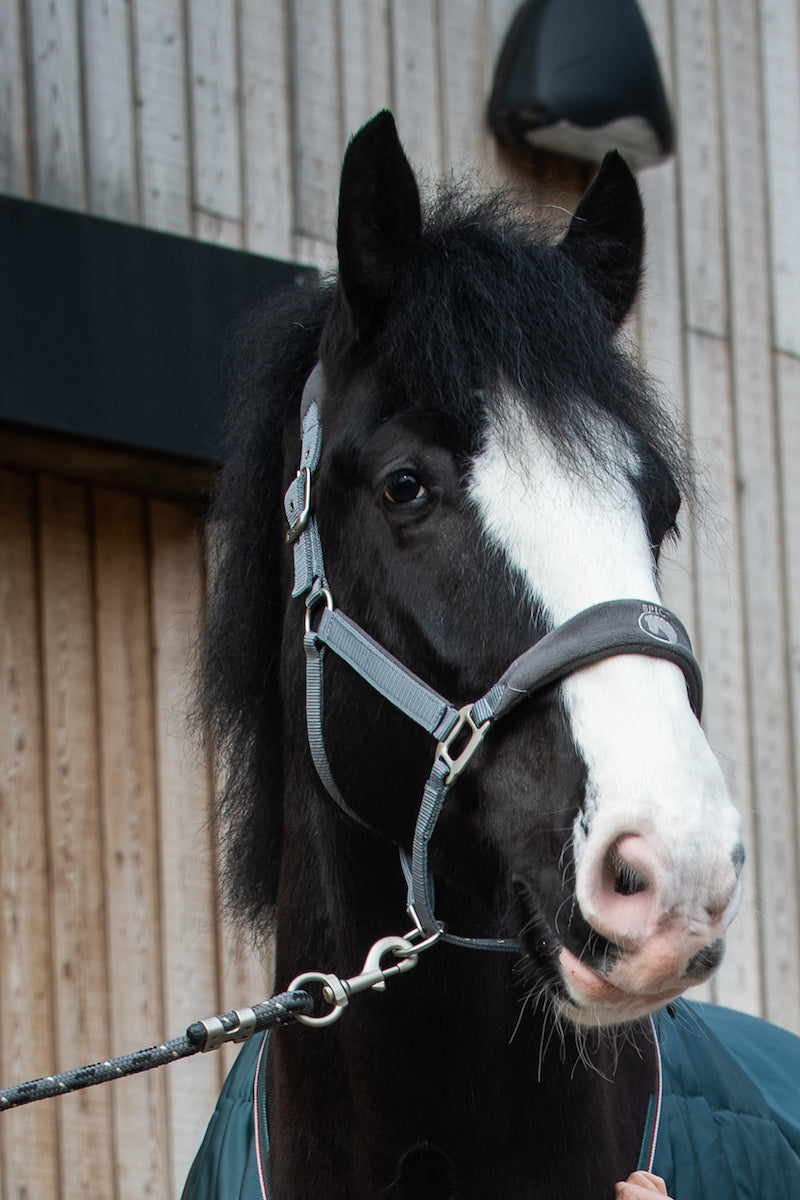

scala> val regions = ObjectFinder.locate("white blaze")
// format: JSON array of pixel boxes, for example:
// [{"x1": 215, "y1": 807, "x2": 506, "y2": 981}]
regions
[{"x1": 469, "y1": 395, "x2": 740, "y2": 935}]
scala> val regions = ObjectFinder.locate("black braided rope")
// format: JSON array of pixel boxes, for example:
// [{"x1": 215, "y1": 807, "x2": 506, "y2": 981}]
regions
[{"x1": 0, "y1": 990, "x2": 313, "y2": 1112}]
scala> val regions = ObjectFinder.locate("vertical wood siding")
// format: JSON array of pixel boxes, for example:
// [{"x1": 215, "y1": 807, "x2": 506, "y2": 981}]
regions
[
  {"x1": 638, "y1": 0, "x2": 800, "y2": 1031},
  {"x1": 0, "y1": 473, "x2": 60, "y2": 1197},
  {"x1": 0, "y1": 472, "x2": 269, "y2": 1197},
  {"x1": 1, "y1": 0, "x2": 799, "y2": 1193}
]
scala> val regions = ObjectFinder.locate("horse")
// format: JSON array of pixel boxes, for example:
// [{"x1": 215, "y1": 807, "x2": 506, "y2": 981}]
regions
[{"x1": 193, "y1": 111, "x2": 754, "y2": 1200}]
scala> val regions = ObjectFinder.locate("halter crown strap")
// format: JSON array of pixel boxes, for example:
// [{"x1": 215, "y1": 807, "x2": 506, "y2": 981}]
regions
[{"x1": 284, "y1": 364, "x2": 706, "y2": 951}]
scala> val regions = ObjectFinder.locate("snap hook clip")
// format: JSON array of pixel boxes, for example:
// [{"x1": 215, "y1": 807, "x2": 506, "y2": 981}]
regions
[{"x1": 289, "y1": 935, "x2": 419, "y2": 1027}]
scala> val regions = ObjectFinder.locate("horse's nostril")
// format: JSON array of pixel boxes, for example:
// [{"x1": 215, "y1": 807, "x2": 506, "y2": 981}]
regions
[
  {"x1": 612, "y1": 856, "x2": 650, "y2": 897},
  {"x1": 587, "y1": 835, "x2": 661, "y2": 948},
  {"x1": 605, "y1": 842, "x2": 651, "y2": 898}
]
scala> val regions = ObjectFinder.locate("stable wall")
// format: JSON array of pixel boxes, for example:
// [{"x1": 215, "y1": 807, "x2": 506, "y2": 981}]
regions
[
  {"x1": 636, "y1": 0, "x2": 800, "y2": 1033},
  {"x1": 0, "y1": 471, "x2": 271, "y2": 1197},
  {"x1": 1, "y1": 1, "x2": 800, "y2": 1196}
]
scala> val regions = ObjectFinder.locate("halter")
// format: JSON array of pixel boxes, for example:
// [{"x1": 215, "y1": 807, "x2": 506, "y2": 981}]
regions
[{"x1": 284, "y1": 364, "x2": 703, "y2": 953}]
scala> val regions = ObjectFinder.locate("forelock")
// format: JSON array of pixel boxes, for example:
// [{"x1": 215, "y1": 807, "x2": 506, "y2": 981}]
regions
[{"x1": 361, "y1": 187, "x2": 688, "y2": 494}]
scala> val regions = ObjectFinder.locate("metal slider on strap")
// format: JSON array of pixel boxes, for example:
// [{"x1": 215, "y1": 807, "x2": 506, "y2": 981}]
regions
[{"x1": 435, "y1": 704, "x2": 490, "y2": 783}]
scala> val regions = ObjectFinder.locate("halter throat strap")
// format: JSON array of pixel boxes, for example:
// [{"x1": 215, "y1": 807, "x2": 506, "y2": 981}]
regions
[{"x1": 284, "y1": 364, "x2": 704, "y2": 951}]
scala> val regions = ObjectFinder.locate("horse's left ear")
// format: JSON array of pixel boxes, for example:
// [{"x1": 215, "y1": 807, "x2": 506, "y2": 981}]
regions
[
  {"x1": 558, "y1": 151, "x2": 644, "y2": 327},
  {"x1": 336, "y1": 110, "x2": 422, "y2": 339}
]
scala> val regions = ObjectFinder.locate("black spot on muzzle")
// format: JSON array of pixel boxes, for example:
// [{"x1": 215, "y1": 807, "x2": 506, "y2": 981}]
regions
[
  {"x1": 731, "y1": 842, "x2": 746, "y2": 878},
  {"x1": 683, "y1": 938, "x2": 724, "y2": 983}
]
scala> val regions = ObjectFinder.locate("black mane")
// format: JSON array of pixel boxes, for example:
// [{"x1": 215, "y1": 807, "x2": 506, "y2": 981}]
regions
[
  {"x1": 203, "y1": 279, "x2": 332, "y2": 930},
  {"x1": 203, "y1": 186, "x2": 687, "y2": 933}
]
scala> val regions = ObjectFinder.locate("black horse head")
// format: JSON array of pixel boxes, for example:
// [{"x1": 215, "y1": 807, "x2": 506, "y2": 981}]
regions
[{"x1": 206, "y1": 112, "x2": 742, "y2": 1034}]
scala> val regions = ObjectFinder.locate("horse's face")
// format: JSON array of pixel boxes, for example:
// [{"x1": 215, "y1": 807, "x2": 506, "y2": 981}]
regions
[
  {"x1": 470, "y1": 394, "x2": 742, "y2": 1024},
  {"x1": 311, "y1": 112, "x2": 743, "y2": 1027}
]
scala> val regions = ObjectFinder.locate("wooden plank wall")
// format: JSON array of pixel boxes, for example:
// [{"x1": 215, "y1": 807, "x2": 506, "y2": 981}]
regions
[
  {"x1": 1, "y1": 0, "x2": 800, "y2": 1194},
  {"x1": 637, "y1": 0, "x2": 800, "y2": 1033},
  {"x1": 0, "y1": 473, "x2": 270, "y2": 1197}
]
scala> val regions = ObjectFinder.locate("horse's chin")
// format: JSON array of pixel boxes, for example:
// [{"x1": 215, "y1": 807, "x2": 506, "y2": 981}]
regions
[
  {"x1": 513, "y1": 878, "x2": 688, "y2": 1027},
  {"x1": 555, "y1": 946, "x2": 686, "y2": 1027}
]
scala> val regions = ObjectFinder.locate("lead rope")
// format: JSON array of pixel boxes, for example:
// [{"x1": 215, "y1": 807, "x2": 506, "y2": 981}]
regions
[
  {"x1": 0, "y1": 991, "x2": 313, "y2": 1112},
  {"x1": 0, "y1": 927, "x2": 448, "y2": 1109}
]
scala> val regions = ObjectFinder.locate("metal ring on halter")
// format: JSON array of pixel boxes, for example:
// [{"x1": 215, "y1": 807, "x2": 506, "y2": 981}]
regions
[
  {"x1": 395, "y1": 926, "x2": 444, "y2": 957},
  {"x1": 304, "y1": 586, "x2": 334, "y2": 634}
]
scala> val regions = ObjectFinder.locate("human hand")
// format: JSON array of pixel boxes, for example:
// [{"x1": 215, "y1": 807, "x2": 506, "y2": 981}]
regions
[{"x1": 614, "y1": 1170, "x2": 672, "y2": 1198}]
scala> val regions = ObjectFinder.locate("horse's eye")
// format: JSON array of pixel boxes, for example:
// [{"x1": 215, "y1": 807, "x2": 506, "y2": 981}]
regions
[{"x1": 383, "y1": 469, "x2": 428, "y2": 507}]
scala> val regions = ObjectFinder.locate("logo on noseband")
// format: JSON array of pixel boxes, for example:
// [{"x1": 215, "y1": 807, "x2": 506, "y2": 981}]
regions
[{"x1": 638, "y1": 607, "x2": 679, "y2": 644}]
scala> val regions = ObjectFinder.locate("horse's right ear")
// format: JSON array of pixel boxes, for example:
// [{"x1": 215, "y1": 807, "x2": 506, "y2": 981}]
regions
[
  {"x1": 336, "y1": 111, "x2": 422, "y2": 339},
  {"x1": 558, "y1": 151, "x2": 644, "y2": 327}
]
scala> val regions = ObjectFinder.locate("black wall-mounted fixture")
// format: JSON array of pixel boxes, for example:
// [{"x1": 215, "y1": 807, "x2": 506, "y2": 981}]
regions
[{"x1": 488, "y1": 0, "x2": 674, "y2": 170}]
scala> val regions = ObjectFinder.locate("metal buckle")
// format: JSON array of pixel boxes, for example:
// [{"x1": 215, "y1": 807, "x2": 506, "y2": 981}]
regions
[
  {"x1": 435, "y1": 704, "x2": 490, "y2": 783},
  {"x1": 285, "y1": 467, "x2": 312, "y2": 545}
]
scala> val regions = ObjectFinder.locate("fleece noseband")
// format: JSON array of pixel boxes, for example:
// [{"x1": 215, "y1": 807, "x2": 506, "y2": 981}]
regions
[{"x1": 284, "y1": 365, "x2": 703, "y2": 952}]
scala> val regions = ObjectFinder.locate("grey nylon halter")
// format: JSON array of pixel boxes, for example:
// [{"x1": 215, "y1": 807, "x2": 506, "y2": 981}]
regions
[{"x1": 284, "y1": 364, "x2": 703, "y2": 953}]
